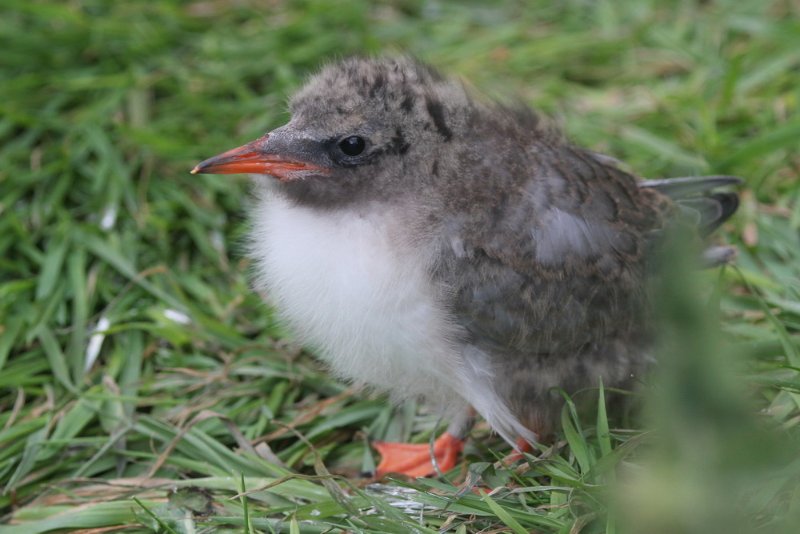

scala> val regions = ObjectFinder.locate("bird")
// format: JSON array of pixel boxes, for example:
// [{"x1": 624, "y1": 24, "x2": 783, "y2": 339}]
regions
[{"x1": 191, "y1": 56, "x2": 740, "y2": 478}]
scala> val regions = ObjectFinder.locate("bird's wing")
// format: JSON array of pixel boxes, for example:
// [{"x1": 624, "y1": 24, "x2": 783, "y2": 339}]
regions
[
  {"x1": 640, "y1": 175, "x2": 741, "y2": 236},
  {"x1": 440, "y1": 148, "x2": 738, "y2": 356}
]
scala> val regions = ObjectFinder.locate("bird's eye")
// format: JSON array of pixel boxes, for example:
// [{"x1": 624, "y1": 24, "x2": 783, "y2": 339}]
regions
[{"x1": 338, "y1": 136, "x2": 366, "y2": 156}]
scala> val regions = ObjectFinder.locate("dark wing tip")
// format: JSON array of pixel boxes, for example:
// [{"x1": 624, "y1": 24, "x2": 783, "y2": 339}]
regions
[
  {"x1": 641, "y1": 175, "x2": 742, "y2": 236},
  {"x1": 640, "y1": 175, "x2": 743, "y2": 195},
  {"x1": 703, "y1": 191, "x2": 740, "y2": 235}
]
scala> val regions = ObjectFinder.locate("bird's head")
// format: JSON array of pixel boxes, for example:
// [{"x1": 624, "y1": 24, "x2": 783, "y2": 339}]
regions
[{"x1": 192, "y1": 56, "x2": 472, "y2": 207}]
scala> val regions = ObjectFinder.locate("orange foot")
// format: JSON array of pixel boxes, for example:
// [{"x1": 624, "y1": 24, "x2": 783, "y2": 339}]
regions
[{"x1": 373, "y1": 432, "x2": 464, "y2": 477}]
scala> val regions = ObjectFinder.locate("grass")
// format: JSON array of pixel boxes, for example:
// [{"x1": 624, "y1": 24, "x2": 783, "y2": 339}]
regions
[{"x1": 1, "y1": 0, "x2": 799, "y2": 532}]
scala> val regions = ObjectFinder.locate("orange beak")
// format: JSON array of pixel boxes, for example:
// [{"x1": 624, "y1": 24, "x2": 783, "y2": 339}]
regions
[{"x1": 190, "y1": 134, "x2": 326, "y2": 180}]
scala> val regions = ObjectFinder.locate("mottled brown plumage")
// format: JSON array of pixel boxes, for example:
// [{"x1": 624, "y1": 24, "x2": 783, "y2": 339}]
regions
[{"x1": 193, "y1": 56, "x2": 739, "y2": 473}]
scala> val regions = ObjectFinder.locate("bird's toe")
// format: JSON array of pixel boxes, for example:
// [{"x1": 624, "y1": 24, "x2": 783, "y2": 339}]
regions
[{"x1": 373, "y1": 432, "x2": 464, "y2": 478}]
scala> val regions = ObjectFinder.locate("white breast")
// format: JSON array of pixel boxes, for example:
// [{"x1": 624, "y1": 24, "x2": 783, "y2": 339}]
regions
[{"x1": 248, "y1": 187, "x2": 463, "y2": 406}]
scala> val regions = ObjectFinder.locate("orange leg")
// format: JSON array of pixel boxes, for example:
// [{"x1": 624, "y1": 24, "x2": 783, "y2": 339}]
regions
[
  {"x1": 501, "y1": 437, "x2": 534, "y2": 465},
  {"x1": 373, "y1": 432, "x2": 465, "y2": 478}
]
